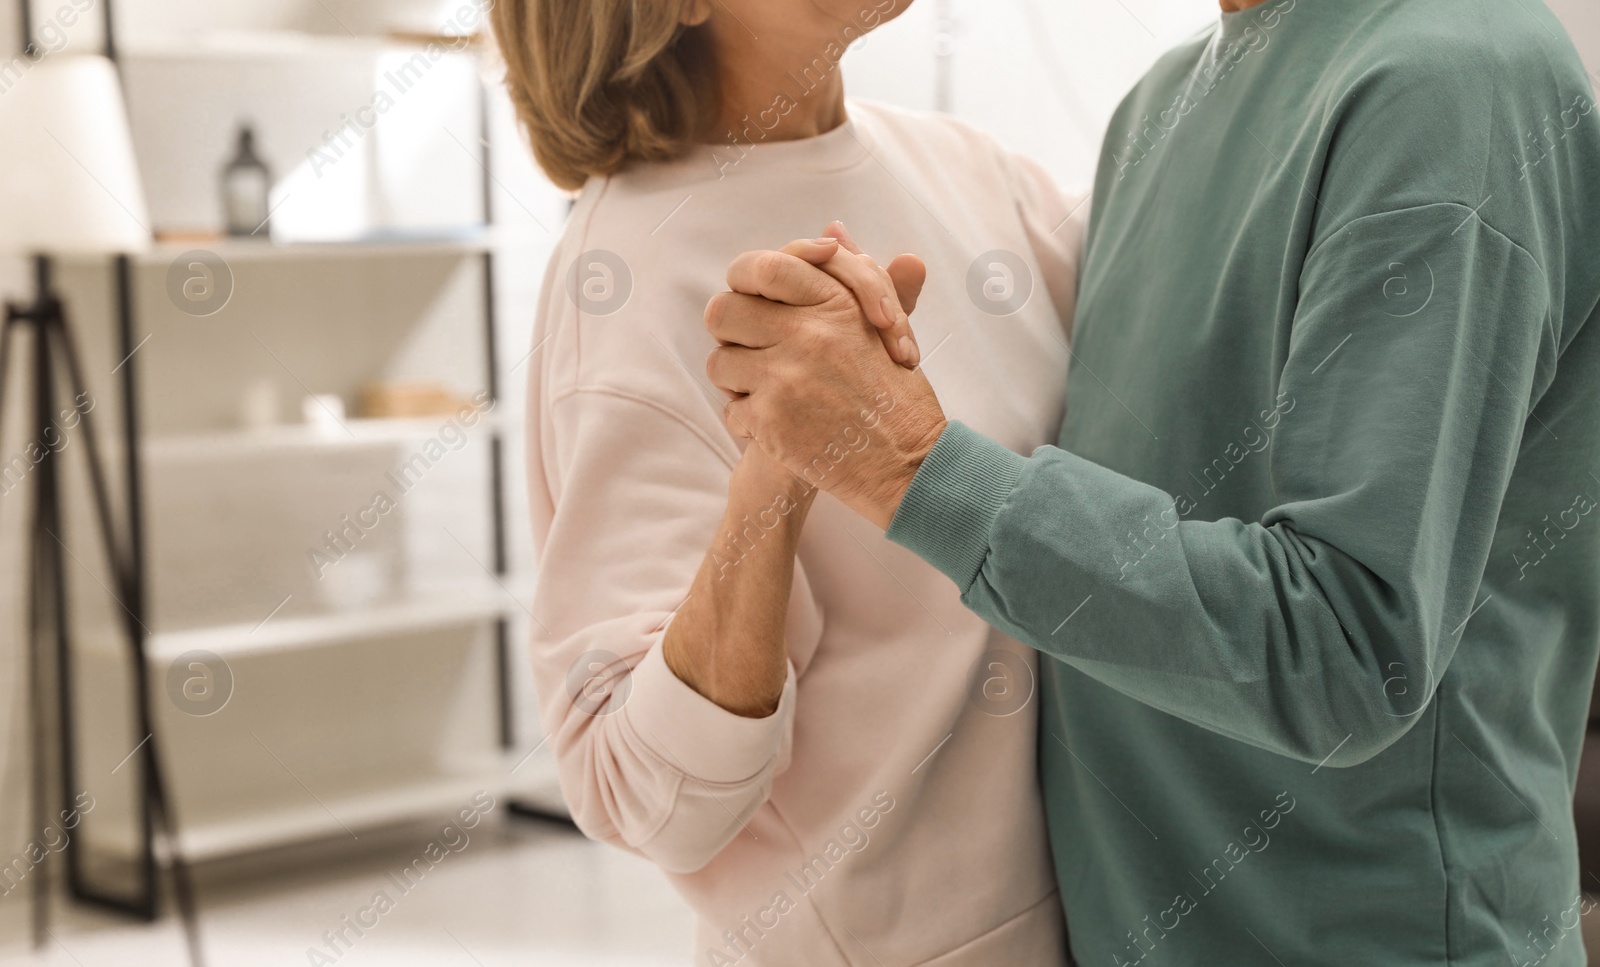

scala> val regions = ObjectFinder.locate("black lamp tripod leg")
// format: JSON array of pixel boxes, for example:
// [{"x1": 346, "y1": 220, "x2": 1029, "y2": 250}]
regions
[
  {"x1": 0, "y1": 304, "x2": 15, "y2": 412},
  {"x1": 27, "y1": 317, "x2": 55, "y2": 951},
  {"x1": 44, "y1": 307, "x2": 206, "y2": 966},
  {"x1": 0, "y1": 287, "x2": 204, "y2": 965},
  {"x1": 46, "y1": 306, "x2": 132, "y2": 606}
]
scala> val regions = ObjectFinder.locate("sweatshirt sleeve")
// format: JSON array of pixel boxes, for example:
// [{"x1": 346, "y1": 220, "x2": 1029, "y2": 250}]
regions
[
  {"x1": 528, "y1": 386, "x2": 821, "y2": 873},
  {"x1": 888, "y1": 202, "x2": 1552, "y2": 766}
]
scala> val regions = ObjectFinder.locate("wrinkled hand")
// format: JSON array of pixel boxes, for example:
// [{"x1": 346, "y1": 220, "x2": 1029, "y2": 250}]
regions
[
  {"x1": 704, "y1": 231, "x2": 949, "y2": 530},
  {"x1": 800, "y1": 221, "x2": 926, "y2": 368}
]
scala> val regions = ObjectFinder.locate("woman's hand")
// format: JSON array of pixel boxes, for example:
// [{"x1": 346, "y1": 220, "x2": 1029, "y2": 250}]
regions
[{"x1": 762, "y1": 224, "x2": 927, "y2": 369}]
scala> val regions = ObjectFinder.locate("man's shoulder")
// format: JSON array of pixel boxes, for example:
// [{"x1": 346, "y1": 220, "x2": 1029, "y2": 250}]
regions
[
  {"x1": 1309, "y1": 0, "x2": 1598, "y2": 222},
  {"x1": 1336, "y1": 0, "x2": 1589, "y2": 99},
  {"x1": 1307, "y1": 1, "x2": 1600, "y2": 347}
]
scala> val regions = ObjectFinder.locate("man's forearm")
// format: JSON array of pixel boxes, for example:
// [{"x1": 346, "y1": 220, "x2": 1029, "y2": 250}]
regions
[{"x1": 887, "y1": 421, "x2": 1475, "y2": 767}]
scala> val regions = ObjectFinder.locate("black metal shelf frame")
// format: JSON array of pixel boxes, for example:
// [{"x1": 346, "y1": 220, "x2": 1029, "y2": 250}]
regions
[{"x1": 13, "y1": 1, "x2": 575, "y2": 959}]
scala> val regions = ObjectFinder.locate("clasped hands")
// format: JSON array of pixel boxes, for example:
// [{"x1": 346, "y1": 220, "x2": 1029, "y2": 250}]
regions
[{"x1": 704, "y1": 223, "x2": 949, "y2": 530}]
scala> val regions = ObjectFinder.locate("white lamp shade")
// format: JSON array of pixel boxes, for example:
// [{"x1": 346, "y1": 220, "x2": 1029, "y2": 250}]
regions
[{"x1": 0, "y1": 55, "x2": 151, "y2": 255}]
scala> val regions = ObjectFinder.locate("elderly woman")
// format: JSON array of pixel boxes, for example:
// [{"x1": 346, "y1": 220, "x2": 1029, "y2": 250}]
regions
[{"x1": 492, "y1": 0, "x2": 1086, "y2": 962}]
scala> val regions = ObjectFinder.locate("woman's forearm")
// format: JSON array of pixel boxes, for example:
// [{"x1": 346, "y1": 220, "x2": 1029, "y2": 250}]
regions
[{"x1": 663, "y1": 447, "x2": 814, "y2": 718}]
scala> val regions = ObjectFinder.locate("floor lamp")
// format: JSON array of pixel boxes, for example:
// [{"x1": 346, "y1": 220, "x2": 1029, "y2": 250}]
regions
[{"x1": 0, "y1": 54, "x2": 202, "y2": 965}]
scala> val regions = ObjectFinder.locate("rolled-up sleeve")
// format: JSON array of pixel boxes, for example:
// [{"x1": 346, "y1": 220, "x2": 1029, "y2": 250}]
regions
[{"x1": 527, "y1": 386, "x2": 820, "y2": 873}]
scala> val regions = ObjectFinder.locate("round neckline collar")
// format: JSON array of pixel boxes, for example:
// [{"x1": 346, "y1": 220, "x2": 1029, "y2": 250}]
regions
[{"x1": 614, "y1": 101, "x2": 877, "y2": 191}]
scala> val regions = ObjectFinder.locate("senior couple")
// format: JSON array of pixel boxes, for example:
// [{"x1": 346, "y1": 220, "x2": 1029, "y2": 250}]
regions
[{"x1": 491, "y1": 0, "x2": 1600, "y2": 963}]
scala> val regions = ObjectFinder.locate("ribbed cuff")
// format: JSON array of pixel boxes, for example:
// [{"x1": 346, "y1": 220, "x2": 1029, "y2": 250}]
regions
[
  {"x1": 887, "y1": 421, "x2": 1026, "y2": 591},
  {"x1": 624, "y1": 639, "x2": 794, "y2": 784}
]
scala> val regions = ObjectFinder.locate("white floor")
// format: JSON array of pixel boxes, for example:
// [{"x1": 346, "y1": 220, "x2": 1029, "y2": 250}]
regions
[
  {"x1": 0, "y1": 818, "x2": 695, "y2": 966},
  {"x1": 10, "y1": 823, "x2": 1600, "y2": 967}
]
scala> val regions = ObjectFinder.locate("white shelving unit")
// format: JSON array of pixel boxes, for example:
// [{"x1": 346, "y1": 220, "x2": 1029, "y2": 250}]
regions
[{"x1": 47, "y1": 2, "x2": 568, "y2": 900}]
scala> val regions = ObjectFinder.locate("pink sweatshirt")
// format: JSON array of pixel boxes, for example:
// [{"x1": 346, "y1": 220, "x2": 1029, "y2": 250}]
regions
[{"x1": 524, "y1": 100, "x2": 1086, "y2": 966}]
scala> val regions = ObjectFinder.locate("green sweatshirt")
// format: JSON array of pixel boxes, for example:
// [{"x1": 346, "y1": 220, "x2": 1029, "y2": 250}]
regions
[{"x1": 888, "y1": 1, "x2": 1600, "y2": 965}]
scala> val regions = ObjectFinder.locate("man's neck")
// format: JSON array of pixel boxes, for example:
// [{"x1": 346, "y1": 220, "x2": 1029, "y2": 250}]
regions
[{"x1": 1218, "y1": 0, "x2": 1273, "y2": 10}]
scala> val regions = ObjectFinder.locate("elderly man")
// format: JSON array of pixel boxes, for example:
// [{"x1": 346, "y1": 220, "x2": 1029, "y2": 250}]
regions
[{"x1": 705, "y1": 0, "x2": 1600, "y2": 963}]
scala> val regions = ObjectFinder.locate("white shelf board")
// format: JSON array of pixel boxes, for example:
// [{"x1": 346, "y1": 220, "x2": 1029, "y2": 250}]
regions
[
  {"x1": 143, "y1": 233, "x2": 492, "y2": 263},
  {"x1": 82, "y1": 581, "x2": 533, "y2": 662},
  {"x1": 54, "y1": 228, "x2": 557, "y2": 268},
  {"x1": 160, "y1": 584, "x2": 528, "y2": 660},
  {"x1": 122, "y1": 31, "x2": 410, "y2": 61},
  {"x1": 145, "y1": 415, "x2": 506, "y2": 461},
  {"x1": 99, "y1": 760, "x2": 517, "y2": 863},
  {"x1": 52, "y1": 233, "x2": 504, "y2": 267}
]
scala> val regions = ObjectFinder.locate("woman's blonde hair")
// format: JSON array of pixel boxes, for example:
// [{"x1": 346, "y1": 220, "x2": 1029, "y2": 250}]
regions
[{"x1": 491, "y1": 0, "x2": 718, "y2": 191}]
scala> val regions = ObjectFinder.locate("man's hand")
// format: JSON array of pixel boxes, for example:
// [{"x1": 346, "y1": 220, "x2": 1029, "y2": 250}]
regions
[
  {"x1": 704, "y1": 242, "x2": 949, "y2": 530},
  {"x1": 769, "y1": 225, "x2": 924, "y2": 368}
]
